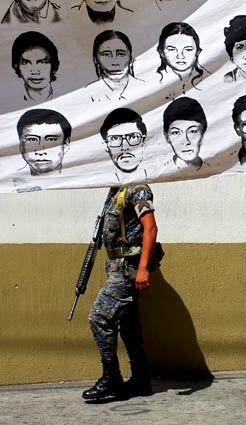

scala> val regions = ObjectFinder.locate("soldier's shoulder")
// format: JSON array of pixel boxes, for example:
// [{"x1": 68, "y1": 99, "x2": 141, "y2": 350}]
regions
[
  {"x1": 127, "y1": 184, "x2": 153, "y2": 201},
  {"x1": 128, "y1": 183, "x2": 152, "y2": 192}
]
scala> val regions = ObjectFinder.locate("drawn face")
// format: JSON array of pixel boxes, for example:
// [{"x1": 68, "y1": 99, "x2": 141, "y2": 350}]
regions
[
  {"x1": 96, "y1": 38, "x2": 131, "y2": 81},
  {"x1": 85, "y1": 0, "x2": 117, "y2": 12},
  {"x1": 162, "y1": 34, "x2": 197, "y2": 73},
  {"x1": 19, "y1": 0, "x2": 47, "y2": 12},
  {"x1": 105, "y1": 122, "x2": 145, "y2": 172},
  {"x1": 18, "y1": 47, "x2": 52, "y2": 91},
  {"x1": 155, "y1": 0, "x2": 163, "y2": 9},
  {"x1": 20, "y1": 123, "x2": 65, "y2": 174},
  {"x1": 235, "y1": 110, "x2": 246, "y2": 148},
  {"x1": 232, "y1": 40, "x2": 246, "y2": 73},
  {"x1": 166, "y1": 120, "x2": 204, "y2": 162}
]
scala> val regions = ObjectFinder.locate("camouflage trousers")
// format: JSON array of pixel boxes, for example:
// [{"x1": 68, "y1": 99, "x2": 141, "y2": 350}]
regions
[{"x1": 88, "y1": 257, "x2": 145, "y2": 365}]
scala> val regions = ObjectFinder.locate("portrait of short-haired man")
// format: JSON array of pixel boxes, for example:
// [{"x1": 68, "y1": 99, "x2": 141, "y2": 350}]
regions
[
  {"x1": 71, "y1": 0, "x2": 133, "y2": 24},
  {"x1": 100, "y1": 108, "x2": 147, "y2": 182},
  {"x1": 12, "y1": 31, "x2": 60, "y2": 103},
  {"x1": 163, "y1": 96, "x2": 208, "y2": 170},
  {"x1": 17, "y1": 109, "x2": 72, "y2": 176},
  {"x1": 232, "y1": 95, "x2": 246, "y2": 167},
  {"x1": 1, "y1": 0, "x2": 61, "y2": 24},
  {"x1": 224, "y1": 15, "x2": 246, "y2": 83}
]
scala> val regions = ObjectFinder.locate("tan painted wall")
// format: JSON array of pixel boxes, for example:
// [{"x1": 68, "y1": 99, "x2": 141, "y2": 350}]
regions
[{"x1": 0, "y1": 243, "x2": 245, "y2": 385}]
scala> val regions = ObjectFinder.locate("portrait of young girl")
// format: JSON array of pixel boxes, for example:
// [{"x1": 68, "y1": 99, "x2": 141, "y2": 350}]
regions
[{"x1": 156, "y1": 22, "x2": 209, "y2": 96}]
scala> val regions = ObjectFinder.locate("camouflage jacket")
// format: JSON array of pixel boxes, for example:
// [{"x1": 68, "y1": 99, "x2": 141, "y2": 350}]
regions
[{"x1": 102, "y1": 184, "x2": 154, "y2": 250}]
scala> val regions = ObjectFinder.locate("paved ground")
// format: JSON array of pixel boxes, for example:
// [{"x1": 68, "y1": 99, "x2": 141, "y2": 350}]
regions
[{"x1": 0, "y1": 373, "x2": 246, "y2": 425}]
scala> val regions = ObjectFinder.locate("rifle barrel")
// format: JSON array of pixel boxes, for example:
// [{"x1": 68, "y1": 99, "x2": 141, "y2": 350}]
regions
[{"x1": 67, "y1": 188, "x2": 112, "y2": 322}]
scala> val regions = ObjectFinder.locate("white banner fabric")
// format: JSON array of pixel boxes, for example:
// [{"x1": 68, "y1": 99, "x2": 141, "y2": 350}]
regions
[{"x1": 0, "y1": 0, "x2": 245, "y2": 192}]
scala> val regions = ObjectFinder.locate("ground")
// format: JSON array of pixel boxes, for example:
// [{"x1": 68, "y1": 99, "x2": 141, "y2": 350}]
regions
[{"x1": 0, "y1": 372, "x2": 246, "y2": 425}]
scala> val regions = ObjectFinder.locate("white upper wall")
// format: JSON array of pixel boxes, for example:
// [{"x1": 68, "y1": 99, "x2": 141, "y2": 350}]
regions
[{"x1": 0, "y1": 174, "x2": 245, "y2": 243}]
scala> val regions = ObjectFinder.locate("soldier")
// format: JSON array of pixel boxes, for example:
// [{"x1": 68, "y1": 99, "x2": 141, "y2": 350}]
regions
[{"x1": 82, "y1": 184, "x2": 158, "y2": 399}]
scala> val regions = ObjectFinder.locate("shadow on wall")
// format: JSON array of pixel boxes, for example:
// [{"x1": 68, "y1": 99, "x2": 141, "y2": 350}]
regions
[{"x1": 140, "y1": 268, "x2": 214, "y2": 391}]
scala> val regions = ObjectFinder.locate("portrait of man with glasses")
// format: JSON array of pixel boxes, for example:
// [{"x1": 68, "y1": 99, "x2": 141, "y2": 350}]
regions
[
  {"x1": 100, "y1": 108, "x2": 147, "y2": 181},
  {"x1": 163, "y1": 96, "x2": 208, "y2": 171},
  {"x1": 232, "y1": 95, "x2": 246, "y2": 167}
]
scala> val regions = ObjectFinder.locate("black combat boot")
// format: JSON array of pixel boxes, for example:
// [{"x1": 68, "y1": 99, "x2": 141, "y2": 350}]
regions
[
  {"x1": 82, "y1": 360, "x2": 124, "y2": 400},
  {"x1": 123, "y1": 357, "x2": 153, "y2": 397}
]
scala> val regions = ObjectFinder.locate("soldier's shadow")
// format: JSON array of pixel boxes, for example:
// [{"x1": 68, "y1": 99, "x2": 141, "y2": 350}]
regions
[{"x1": 140, "y1": 268, "x2": 214, "y2": 396}]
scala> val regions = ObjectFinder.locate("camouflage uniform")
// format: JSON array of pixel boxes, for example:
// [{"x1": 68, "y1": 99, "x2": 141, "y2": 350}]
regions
[{"x1": 88, "y1": 184, "x2": 154, "y2": 367}]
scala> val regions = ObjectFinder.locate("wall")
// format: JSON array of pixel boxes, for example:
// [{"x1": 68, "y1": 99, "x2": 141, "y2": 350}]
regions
[{"x1": 0, "y1": 175, "x2": 245, "y2": 385}]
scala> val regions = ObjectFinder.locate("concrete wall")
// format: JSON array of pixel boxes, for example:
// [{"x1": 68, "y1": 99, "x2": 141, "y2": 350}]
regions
[{"x1": 0, "y1": 176, "x2": 245, "y2": 385}]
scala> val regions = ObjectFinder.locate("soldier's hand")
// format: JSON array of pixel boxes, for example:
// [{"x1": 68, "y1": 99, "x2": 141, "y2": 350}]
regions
[{"x1": 135, "y1": 267, "x2": 151, "y2": 291}]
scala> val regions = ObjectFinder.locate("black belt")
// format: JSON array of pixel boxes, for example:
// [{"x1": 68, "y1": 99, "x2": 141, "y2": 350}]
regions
[{"x1": 106, "y1": 246, "x2": 141, "y2": 259}]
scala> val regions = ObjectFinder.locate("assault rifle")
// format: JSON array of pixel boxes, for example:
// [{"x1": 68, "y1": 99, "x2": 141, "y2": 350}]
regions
[{"x1": 67, "y1": 190, "x2": 111, "y2": 321}]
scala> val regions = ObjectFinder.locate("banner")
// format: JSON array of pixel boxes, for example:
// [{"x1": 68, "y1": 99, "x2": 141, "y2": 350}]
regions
[{"x1": 0, "y1": 0, "x2": 245, "y2": 192}]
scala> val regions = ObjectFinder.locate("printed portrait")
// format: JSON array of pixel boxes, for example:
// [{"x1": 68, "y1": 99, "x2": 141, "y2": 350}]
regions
[
  {"x1": 1, "y1": 0, "x2": 61, "y2": 24},
  {"x1": 224, "y1": 15, "x2": 246, "y2": 83},
  {"x1": 232, "y1": 96, "x2": 246, "y2": 167},
  {"x1": 163, "y1": 97, "x2": 208, "y2": 170},
  {"x1": 100, "y1": 108, "x2": 147, "y2": 181},
  {"x1": 17, "y1": 109, "x2": 71, "y2": 175},
  {"x1": 71, "y1": 1, "x2": 133, "y2": 24},
  {"x1": 157, "y1": 22, "x2": 209, "y2": 95},
  {"x1": 12, "y1": 31, "x2": 60, "y2": 103},
  {"x1": 154, "y1": 0, "x2": 163, "y2": 10},
  {"x1": 87, "y1": 30, "x2": 145, "y2": 102}
]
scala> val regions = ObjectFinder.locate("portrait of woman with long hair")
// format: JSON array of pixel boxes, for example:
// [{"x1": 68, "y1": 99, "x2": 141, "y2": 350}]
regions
[
  {"x1": 157, "y1": 22, "x2": 209, "y2": 95},
  {"x1": 86, "y1": 30, "x2": 145, "y2": 102}
]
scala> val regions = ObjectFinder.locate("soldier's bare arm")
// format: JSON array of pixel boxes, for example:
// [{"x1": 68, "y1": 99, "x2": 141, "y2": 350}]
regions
[{"x1": 135, "y1": 212, "x2": 158, "y2": 290}]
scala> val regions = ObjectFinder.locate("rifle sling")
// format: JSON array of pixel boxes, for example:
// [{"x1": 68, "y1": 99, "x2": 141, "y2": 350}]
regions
[{"x1": 116, "y1": 186, "x2": 127, "y2": 243}]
